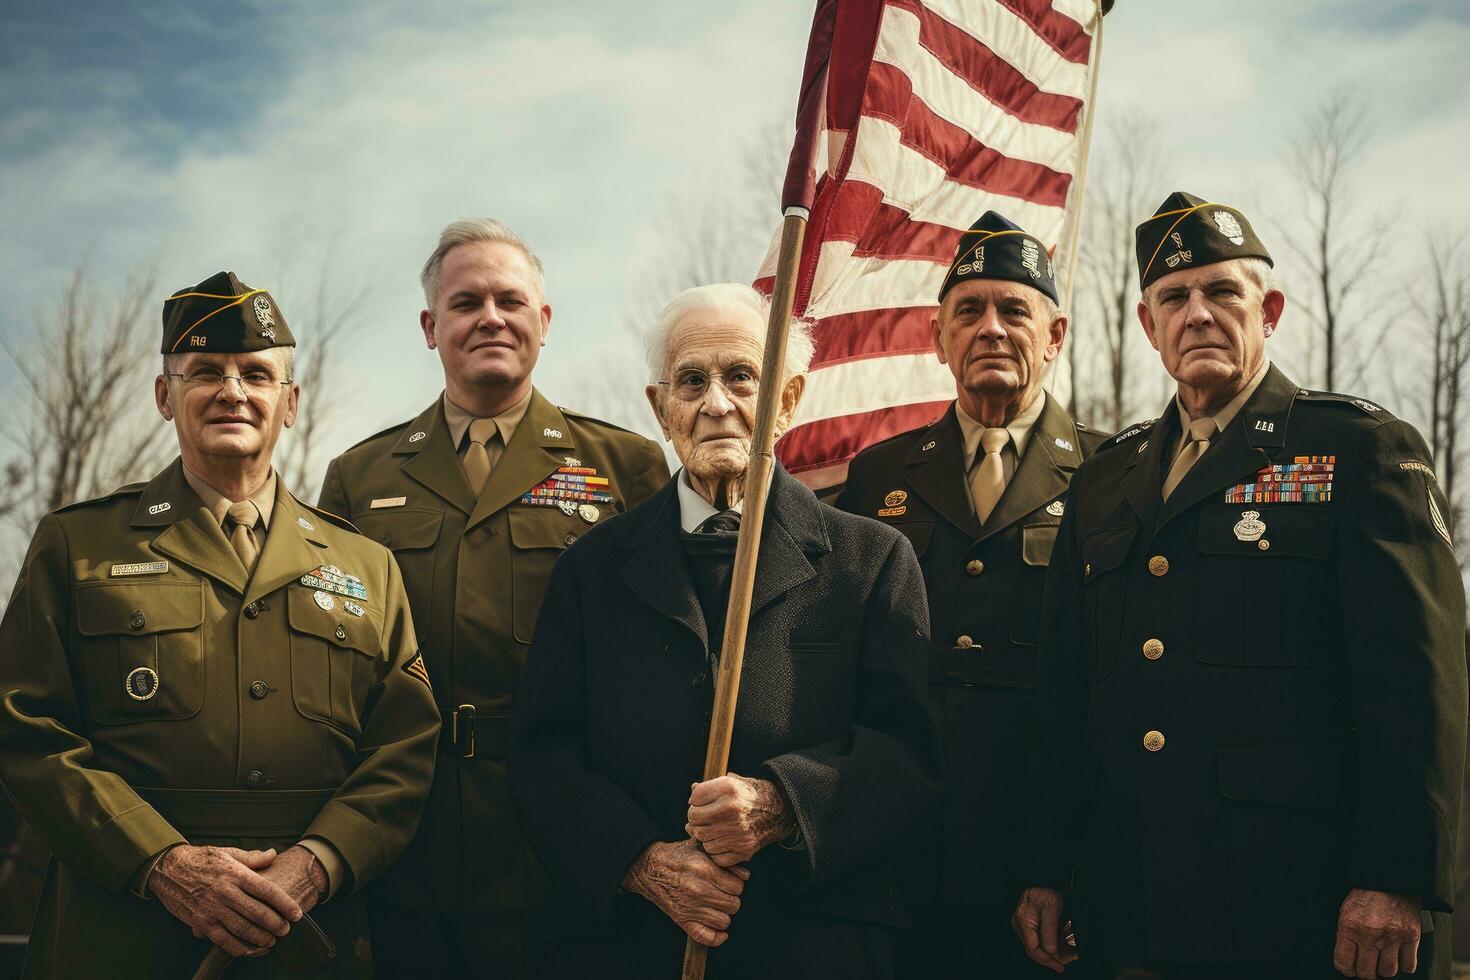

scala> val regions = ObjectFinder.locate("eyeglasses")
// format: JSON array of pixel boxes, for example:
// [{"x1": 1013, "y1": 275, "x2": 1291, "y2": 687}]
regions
[
  {"x1": 165, "y1": 368, "x2": 292, "y2": 394},
  {"x1": 655, "y1": 367, "x2": 760, "y2": 403}
]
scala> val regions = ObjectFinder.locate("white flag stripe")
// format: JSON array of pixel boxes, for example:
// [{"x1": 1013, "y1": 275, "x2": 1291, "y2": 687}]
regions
[
  {"x1": 876, "y1": 7, "x2": 1080, "y2": 169},
  {"x1": 1049, "y1": 0, "x2": 1100, "y2": 32},
  {"x1": 809, "y1": 249, "x2": 943, "y2": 319},
  {"x1": 793, "y1": 352, "x2": 958, "y2": 426},
  {"x1": 848, "y1": 116, "x2": 1070, "y2": 233},
  {"x1": 913, "y1": 0, "x2": 1090, "y2": 99}
]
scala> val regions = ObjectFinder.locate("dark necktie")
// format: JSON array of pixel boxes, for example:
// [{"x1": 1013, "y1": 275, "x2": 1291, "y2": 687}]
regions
[{"x1": 696, "y1": 510, "x2": 742, "y2": 534}]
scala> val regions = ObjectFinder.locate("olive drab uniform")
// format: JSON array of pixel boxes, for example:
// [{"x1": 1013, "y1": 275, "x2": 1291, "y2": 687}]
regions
[
  {"x1": 317, "y1": 389, "x2": 669, "y2": 967},
  {"x1": 1028, "y1": 364, "x2": 1468, "y2": 978},
  {"x1": 837, "y1": 392, "x2": 1104, "y2": 976},
  {"x1": 0, "y1": 459, "x2": 440, "y2": 979}
]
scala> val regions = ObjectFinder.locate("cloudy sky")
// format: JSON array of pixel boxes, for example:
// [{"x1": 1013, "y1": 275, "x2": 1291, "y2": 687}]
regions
[{"x1": 2, "y1": 0, "x2": 1468, "y2": 483}]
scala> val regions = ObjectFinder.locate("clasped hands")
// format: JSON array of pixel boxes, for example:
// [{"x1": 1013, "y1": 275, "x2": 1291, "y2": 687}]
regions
[
  {"x1": 147, "y1": 843, "x2": 328, "y2": 958},
  {"x1": 622, "y1": 772, "x2": 794, "y2": 947}
]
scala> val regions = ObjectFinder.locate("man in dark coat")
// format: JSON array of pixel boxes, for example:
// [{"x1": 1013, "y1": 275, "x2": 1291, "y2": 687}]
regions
[
  {"x1": 509, "y1": 283, "x2": 942, "y2": 979},
  {"x1": 1014, "y1": 193, "x2": 1468, "y2": 980},
  {"x1": 837, "y1": 211, "x2": 1105, "y2": 977}
]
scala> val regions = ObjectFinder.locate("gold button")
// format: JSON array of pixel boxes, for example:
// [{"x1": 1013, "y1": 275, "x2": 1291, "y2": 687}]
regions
[
  {"x1": 1148, "y1": 555, "x2": 1169, "y2": 577},
  {"x1": 956, "y1": 635, "x2": 974, "y2": 649},
  {"x1": 966, "y1": 560, "x2": 984, "y2": 576},
  {"x1": 1142, "y1": 638, "x2": 1164, "y2": 660},
  {"x1": 1257, "y1": 539, "x2": 1270, "y2": 551},
  {"x1": 1084, "y1": 562, "x2": 1092, "y2": 577},
  {"x1": 1143, "y1": 730, "x2": 1166, "y2": 752}
]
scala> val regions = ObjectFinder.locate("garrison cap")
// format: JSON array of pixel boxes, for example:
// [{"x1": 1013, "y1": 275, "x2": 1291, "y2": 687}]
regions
[
  {"x1": 1135, "y1": 192, "x2": 1272, "y2": 291},
  {"x1": 161, "y1": 271, "x2": 295, "y2": 355},
  {"x1": 938, "y1": 211, "x2": 1057, "y2": 304}
]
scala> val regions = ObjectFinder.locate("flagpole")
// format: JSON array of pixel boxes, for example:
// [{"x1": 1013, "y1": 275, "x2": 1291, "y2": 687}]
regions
[
  {"x1": 1056, "y1": 0, "x2": 1108, "y2": 402},
  {"x1": 679, "y1": 206, "x2": 807, "y2": 980}
]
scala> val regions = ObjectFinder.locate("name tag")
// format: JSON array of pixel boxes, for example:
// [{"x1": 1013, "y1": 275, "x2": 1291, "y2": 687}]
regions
[
  {"x1": 370, "y1": 497, "x2": 407, "y2": 509},
  {"x1": 111, "y1": 561, "x2": 169, "y2": 577}
]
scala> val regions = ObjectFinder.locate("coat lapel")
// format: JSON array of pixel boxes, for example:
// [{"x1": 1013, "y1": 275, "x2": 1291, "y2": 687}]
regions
[
  {"x1": 748, "y1": 467, "x2": 828, "y2": 618},
  {"x1": 244, "y1": 489, "x2": 332, "y2": 606},
  {"x1": 467, "y1": 390, "x2": 576, "y2": 531},
  {"x1": 1155, "y1": 365, "x2": 1298, "y2": 530},
  {"x1": 905, "y1": 407, "x2": 982, "y2": 540},
  {"x1": 398, "y1": 399, "x2": 477, "y2": 514},
  {"x1": 619, "y1": 480, "x2": 708, "y2": 647},
  {"x1": 134, "y1": 460, "x2": 249, "y2": 596},
  {"x1": 975, "y1": 393, "x2": 1079, "y2": 542},
  {"x1": 1120, "y1": 408, "x2": 1174, "y2": 531}
]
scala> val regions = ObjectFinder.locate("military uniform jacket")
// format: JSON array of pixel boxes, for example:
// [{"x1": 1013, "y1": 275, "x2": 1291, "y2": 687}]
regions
[
  {"x1": 1029, "y1": 365, "x2": 1468, "y2": 971},
  {"x1": 837, "y1": 395, "x2": 1102, "y2": 915},
  {"x1": 318, "y1": 389, "x2": 669, "y2": 913},
  {"x1": 0, "y1": 459, "x2": 440, "y2": 979}
]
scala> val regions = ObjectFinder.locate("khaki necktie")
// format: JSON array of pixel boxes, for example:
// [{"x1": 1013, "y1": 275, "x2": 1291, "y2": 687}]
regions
[
  {"x1": 1162, "y1": 417, "x2": 1219, "y2": 501},
  {"x1": 225, "y1": 500, "x2": 261, "y2": 576},
  {"x1": 463, "y1": 418, "x2": 497, "y2": 496},
  {"x1": 969, "y1": 428, "x2": 1010, "y2": 524}
]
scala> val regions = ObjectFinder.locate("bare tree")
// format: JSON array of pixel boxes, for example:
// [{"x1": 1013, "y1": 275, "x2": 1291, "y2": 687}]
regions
[
  {"x1": 1072, "y1": 112, "x2": 1167, "y2": 431},
  {"x1": 1280, "y1": 92, "x2": 1387, "y2": 391},
  {"x1": 1420, "y1": 230, "x2": 1470, "y2": 539},
  {"x1": 0, "y1": 262, "x2": 172, "y2": 550}
]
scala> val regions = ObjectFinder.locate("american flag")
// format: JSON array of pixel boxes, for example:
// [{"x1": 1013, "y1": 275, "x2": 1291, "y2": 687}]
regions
[{"x1": 757, "y1": 0, "x2": 1106, "y2": 490}]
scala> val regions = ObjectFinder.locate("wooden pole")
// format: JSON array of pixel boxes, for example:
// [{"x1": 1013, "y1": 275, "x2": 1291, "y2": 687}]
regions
[{"x1": 679, "y1": 207, "x2": 808, "y2": 980}]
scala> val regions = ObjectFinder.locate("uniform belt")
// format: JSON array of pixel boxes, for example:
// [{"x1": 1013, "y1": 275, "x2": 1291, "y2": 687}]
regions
[
  {"x1": 137, "y1": 787, "x2": 335, "y2": 838},
  {"x1": 440, "y1": 704, "x2": 511, "y2": 760}
]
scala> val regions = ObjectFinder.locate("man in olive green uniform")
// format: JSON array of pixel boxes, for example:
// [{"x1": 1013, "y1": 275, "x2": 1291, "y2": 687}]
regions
[
  {"x1": 318, "y1": 219, "x2": 669, "y2": 976},
  {"x1": 1015, "y1": 194, "x2": 1467, "y2": 980},
  {"x1": 0, "y1": 272, "x2": 440, "y2": 978},
  {"x1": 837, "y1": 211, "x2": 1104, "y2": 977}
]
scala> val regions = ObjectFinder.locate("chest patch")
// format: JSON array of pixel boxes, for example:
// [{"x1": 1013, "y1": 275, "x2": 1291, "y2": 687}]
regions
[
  {"x1": 519, "y1": 465, "x2": 615, "y2": 508},
  {"x1": 1224, "y1": 456, "x2": 1335, "y2": 504}
]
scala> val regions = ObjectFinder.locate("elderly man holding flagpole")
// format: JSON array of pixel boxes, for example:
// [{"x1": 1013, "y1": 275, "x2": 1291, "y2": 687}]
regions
[{"x1": 509, "y1": 282, "x2": 941, "y2": 979}]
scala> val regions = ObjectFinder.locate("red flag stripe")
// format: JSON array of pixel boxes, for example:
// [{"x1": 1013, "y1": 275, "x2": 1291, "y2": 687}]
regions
[
  {"x1": 886, "y1": 0, "x2": 1084, "y2": 132},
  {"x1": 995, "y1": 0, "x2": 1092, "y2": 63},
  {"x1": 777, "y1": 400, "x2": 953, "y2": 474},
  {"x1": 809, "y1": 306, "x2": 938, "y2": 367}
]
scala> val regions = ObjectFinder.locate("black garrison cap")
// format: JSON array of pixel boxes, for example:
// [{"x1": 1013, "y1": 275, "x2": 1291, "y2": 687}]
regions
[
  {"x1": 161, "y1": 271, "x2": 295, "y2": 355},
  {"x1": 1135, "y1": 192, "x2": 1272, "y2": 291},
  {"x1": 938, "y1": 211, "x2": 1058, "y2": 304}
]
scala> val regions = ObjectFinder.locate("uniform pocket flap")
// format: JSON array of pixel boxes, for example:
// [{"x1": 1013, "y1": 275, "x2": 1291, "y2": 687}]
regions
[
  {"x1": 1022, "y1": 524, "x2": 1060, "y2": 567},
  {"x1": 509, "y1": 505, "x2": 579, "y2": 551},
  {"x1": 287, "y1": 589, "x2": 378, "y2": 658},
  {"x1": 1218, "y1": 740, "x2": 1354, "y2": 814},
  {"x1": 1082, "y1": 526, "x2": 1136, "y2": 577},
  {"x1": 1198, "y1": 508, "x2": 1334, "y2": 559},
  {"x1": 77, "y1": 583, "x2": 204, "y2": 636},
  {"x1": 352, "y1": 508, "x2": 443, "y2": 551},
  {"x1": 890, "y1": 522, "x2": 934, "y2": 558}
]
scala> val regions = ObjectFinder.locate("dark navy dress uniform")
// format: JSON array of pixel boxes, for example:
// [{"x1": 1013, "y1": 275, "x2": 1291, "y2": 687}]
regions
[
  {"x1": 1028, "y1": 364, "x2": 1467, "y2": 979},
  {"x1": 838, "y1": 392, "x2": 1105, "y2": 976}
]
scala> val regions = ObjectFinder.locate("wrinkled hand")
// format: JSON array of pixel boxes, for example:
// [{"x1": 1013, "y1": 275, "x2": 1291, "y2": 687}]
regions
[
  {"x1": 685, "y1": 773, "x2": 795, "y2": 867},
  {"x1": 622, "y1": 839, "x2": 750, "y2": 947},
  {"x1": 1013, "y1": 886, "x2": 1077, "y2": 974},
  {"x1": 257, "y1": 845, "x2": 328, "y2": 919},
  {"x1": 1334, "y1": 889, "x2": 1420, "y2": 978},
  {"x1": 148, "y1": 845, "x2": 302, "y2": 958}
]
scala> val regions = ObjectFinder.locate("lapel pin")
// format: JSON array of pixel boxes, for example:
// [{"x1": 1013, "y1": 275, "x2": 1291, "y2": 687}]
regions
[
  {"x1": 1046, "y1": 500, "x2": 1065, "y2": 517},
  {"x1": 1054, "y1": 437, "x2": 1074, "y2": 452},
  {"x1": 297, "y1": 516, "x2": 315, "y2": 531},
  {"x1": 544, "y1": 427, "x2": 563, "y2": 439},
  {"x1": 149, "y1": 502, "x2": 172, "y2": 515},
  {"x1": 409, "y1": 431, "x2": 426, "y2": 443},
  {"x1": 922, "y1": 440, "x2": 936, "y2": 452},
  {"x1": 1137, "y1": 440, "x2": 1149, "y2": 454}
]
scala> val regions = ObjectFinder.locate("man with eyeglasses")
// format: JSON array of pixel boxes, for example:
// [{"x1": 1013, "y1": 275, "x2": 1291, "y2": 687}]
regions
[
  {"x1": 0, "y1": 270, "x2": 440, "y2": 978},
  {"x1": 316, "y1": 219, "x2": 669, "y2": 977}
]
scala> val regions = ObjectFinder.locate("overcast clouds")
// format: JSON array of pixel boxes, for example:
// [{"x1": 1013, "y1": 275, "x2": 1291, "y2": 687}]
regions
[{"x1": 2, "y1": 0, "x2": 1467, "y2": 472}]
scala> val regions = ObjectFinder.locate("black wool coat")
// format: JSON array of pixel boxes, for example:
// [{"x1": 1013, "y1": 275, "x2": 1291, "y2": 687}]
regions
[
  {"x1": 509, "y1": 465, "x2": 942, "y2": 971},
  {"x1": 1028, "y1": 364, "x2": 1468, "y2": 976}
]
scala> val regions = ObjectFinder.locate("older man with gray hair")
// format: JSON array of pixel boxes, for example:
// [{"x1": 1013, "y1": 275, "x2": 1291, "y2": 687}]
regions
[
  {"x1": 510, "y1": 282, "x2": 942, "y2": 979},
  {"x1": 318, "y1": 218, "x2": 669, "y2": 977}
]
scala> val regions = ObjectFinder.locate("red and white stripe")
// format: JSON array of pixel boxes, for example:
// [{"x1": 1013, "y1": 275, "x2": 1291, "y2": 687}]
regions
[{"x1": 758, "y1": 0, "x2": 1102, "y2": 489}]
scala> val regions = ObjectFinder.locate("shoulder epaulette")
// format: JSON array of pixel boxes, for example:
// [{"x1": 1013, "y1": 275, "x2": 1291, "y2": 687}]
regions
[
  {"x1": 1103, "y1": 418, "x2": 1156, "y2": 449},
  {"x1": 343, "y1": 419, "x2": 413, "y2": 453},
  {"x1": 1294, "y1": 389, "x2": 1395, "y2": 421},
  {"x1": 558, "y1": 407, "x2": 656, "y2": 441},
  {"x1": 857, "y1": 418, "x2": 944, "y2": 459},
  {"x1": 296, "y1": 497, "x2": 362, "y2": 534},
  {"x1": 54, "y1": 481, "x2": 146, "y2": 514}
]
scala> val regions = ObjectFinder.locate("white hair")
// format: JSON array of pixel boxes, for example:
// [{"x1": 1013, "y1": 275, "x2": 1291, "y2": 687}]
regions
[
  {"x1": 420, "y1": 218, "x2": 546, "y2": 308},
  {"x1": 644, "y1": 283, "x2": 815, "y2": 384},
  {"x1": 1140, "y1": 256, "x2": 1280, "y2": 308}
]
